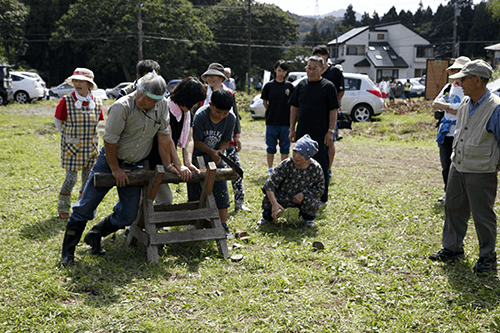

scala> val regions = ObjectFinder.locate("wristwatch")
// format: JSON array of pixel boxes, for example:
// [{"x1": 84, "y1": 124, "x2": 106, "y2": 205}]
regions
[{"x1": 328, "y1": 128, "x2": 335, "y2": 133}]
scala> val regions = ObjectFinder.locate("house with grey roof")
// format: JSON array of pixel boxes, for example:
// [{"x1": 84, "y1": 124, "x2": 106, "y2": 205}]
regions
[
  {"x1": 485, "y1": 43, "x2": 500, "y2": 68},
  {"x1": 327, "y1": 22, "x2": 433, "y2": 82}
]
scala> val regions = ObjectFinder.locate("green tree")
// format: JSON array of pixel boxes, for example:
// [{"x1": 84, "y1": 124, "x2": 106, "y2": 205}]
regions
[
  {"x1": 0, "y1": 0, "x2": 29, "y2": 64},
  {"x1": 303, "y1": 24, "x2": 321, "y2": 46},
  {"x1": 343, "y1": 4, "x2": 357, "y2": 28},
  {"x1": 51, "y1": 0, "x2": 213, "y2": 87},
  {"x1": 202, "y1": 0, "x2": 299, "y2": 90},
  {"x1": 19, "y1": 0, "x2": 75, "y2": 84},
  {"x1": 488, "y1": 0, "x2": 500, "y2": 20},
  {"x1": 380, "y1": 6, "x2": 398, "y2": 24},
  {"x1": 360, "y1": 12, "x2": 370, "y2": 26},
  {"x1": 464, "y1": 2, "x2": 498, "y2": 58}
]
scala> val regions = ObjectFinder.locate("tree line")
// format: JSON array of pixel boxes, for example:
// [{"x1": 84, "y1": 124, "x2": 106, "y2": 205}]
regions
[{"x1": 1, "y1": 0, "x2": 499, "y2": 89}]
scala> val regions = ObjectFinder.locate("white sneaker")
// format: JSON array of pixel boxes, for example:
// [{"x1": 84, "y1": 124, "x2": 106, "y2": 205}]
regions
[
  {"x1": 304, "y1": 220, "x2": 316, "y2": 228},
  {"x1": 438, "y1": 194, "x2": 446, "y2": 202},
  {"x1": 268, "y1": 168, "x2": 273, "y2": 175},
  {"x1": 257, "y1": 217, "x2": 271, "y2": 226}
]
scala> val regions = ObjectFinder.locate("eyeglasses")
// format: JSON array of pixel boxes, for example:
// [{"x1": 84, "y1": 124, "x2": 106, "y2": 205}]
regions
[{"x1": 460, "y1": 75, "x2": 476, "y2": 84}]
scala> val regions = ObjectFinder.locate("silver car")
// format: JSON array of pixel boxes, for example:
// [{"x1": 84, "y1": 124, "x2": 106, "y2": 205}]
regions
[{"x1": 249, "y1": 72, "x2": 384, "y2": 122}]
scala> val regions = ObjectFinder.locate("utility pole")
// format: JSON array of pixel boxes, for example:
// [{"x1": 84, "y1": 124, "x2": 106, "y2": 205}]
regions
[
  {"x1": 453, "y1": 0, "x2": 464, "y2": 58},
  {"x1": 247, "y1": 0, "x2": 252, "y2": 95},
  {"x1": 138, "y1": 3, "x2": 144, "y2": 62}
]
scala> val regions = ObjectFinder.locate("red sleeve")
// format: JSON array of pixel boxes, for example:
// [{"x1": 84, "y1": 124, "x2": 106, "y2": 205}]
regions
[
  {"x1": 98, "y1": 106, "x2": 104, "y2": 121},
  {"x1": 54, "y1": 97, "x2": 68, "y2": 121}
]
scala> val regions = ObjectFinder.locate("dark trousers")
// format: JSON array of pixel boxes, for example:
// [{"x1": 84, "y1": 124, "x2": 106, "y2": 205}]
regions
[
  {"x1": 313, "y1": 143, "x2": 330, "y2": 203},
  {"x1": 439, "y1": 136, "x2": 454, "y2": 191},
  {"x1": 443, "y1": 166, "x2": 497, "y2": 258}
]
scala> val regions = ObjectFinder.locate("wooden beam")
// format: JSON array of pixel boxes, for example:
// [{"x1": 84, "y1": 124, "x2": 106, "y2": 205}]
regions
[{"x1": 94, "y1": 168, "x2": 238, "y2": 187}]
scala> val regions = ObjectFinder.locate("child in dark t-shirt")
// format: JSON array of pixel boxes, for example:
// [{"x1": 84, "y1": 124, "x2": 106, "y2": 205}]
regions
[
  {"x1": 187, "y1": 89, "x2": 236, "y2": 239},
  {"x1": 261, "y1": 60, "x2": 294, "y2": 175}
]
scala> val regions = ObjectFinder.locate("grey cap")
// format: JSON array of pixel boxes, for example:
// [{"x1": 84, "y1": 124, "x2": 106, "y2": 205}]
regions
[
  {"x1": 202, "y1": 63, "x2": 226, "y2": 81},
  {"x1": 449, "y1": 59, "x2": 493, "y2": 80},
  {"x1": 446, "y1": 56, "x2": 471, "y2": 71}
]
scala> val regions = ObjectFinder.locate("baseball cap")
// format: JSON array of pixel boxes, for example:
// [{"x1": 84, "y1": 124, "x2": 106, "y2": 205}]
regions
[{"x1": 449, "y1": 59, "x2": 493, "y2": 80}]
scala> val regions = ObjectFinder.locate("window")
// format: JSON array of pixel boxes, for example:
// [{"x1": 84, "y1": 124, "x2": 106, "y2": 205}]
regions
[
  {"x1": 344, "y1": 78, "x2": 361, "y2": 91},
  {"x1": 392, "y1": 70, "x2": 399, "y2": 78},
  {"x1": 347, "y1": 47, "x2": 358, "y2": 55},
  {"x1": 414, "y1": 69, "x2": 426, "y2": 77},
  {"x1": 368, "y1": 46, "x2": 375, "y2": 51},
  {"x1": 416, "y1": 46, "x2": 433, "y2": 58},
  {"x1": 375, "y1": 55, "x2": 383, "y2": 60},
  {"x1": 346, "y1": 45, "x2": 365, "y2": 56},
  {"x1": 377, "y1": 34, "x2": 384, "y2": 40},
  {"x1": 331, "y1": 46, "x2": 339, "y2": 58}
]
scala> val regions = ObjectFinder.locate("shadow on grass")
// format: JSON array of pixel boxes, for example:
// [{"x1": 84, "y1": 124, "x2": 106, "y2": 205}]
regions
[
  {"x1": 61, "y1": 231, "x2": 221, "y2": 307},
  {"x1": 442, "y1": 260, "x2": 500, "y2": 310},
  {"x1": 20, "y1": 216, "x2": 67, "y2": 240}
]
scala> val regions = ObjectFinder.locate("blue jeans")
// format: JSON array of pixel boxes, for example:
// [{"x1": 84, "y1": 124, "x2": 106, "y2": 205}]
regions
[{"x1": 67, "y1": 148, "x2": 143, "y2": 229}]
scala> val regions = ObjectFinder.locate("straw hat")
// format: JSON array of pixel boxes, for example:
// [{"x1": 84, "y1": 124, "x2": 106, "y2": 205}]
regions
[{"x1": 65, "y1": 68, "x2": 98, "y2": 90}]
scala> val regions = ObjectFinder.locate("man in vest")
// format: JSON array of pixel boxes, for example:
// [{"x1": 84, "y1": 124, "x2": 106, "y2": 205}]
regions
[{"x1": 429, "y1": 60, "x2": 500, "y2": 274}]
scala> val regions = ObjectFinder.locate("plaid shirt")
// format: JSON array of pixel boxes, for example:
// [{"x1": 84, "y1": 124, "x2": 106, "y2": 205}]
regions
[{"x1": 60, "y1": 94, "x2": 103, "y2": 170}]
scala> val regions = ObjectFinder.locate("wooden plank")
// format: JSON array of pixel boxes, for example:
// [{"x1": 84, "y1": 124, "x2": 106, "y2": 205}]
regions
[
  {"x1": 150, "y1": 228, "x2": 226, "y2": 245},
  {"x1": 94, "y1": 168, "x2": 238, "y2": 187},
  {"x1": 127, "y1": 224, "x2": 149, "y2": 247},
  {"x1": 147, "y1": 165, "x2": 165, "y2": 200},
  {"x1": 149, "y1": 208, "x2": 220, "y2": 224},
  {"x1": 144, "y1": 197, "x2": 159, "y2": 263}
]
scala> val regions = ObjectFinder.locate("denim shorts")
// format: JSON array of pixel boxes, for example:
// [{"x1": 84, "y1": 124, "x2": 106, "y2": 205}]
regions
[{"x1": 265, "y1": 125, "x2": 291, "y2": 155}]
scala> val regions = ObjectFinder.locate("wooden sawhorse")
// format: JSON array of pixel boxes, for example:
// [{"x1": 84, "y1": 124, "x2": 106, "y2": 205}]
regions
[{"x1": 94, "y1": 157, "x2": 238, "y2": 263}]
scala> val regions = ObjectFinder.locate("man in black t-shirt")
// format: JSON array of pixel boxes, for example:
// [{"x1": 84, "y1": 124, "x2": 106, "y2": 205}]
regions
[
  {"x1": 289, "y1": 56, "x2": 339, "y2": 204},
  {"x1": 261, "y1": 60, "x2": 295, "y2": 175},
  {"x1": 312, "y1": 45, "x2": 345, "y2": 172}
]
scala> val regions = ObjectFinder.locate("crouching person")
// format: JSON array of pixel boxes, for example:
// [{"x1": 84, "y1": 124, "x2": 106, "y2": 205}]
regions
[
  {"x1": 258, "y1": 134, "x2": 325, "y2": 228},
  {"x1": 60, "y1": 72, "x2": 184, "y2": 265}
]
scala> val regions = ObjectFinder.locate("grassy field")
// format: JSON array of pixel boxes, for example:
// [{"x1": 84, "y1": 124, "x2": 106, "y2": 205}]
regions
[{"x1": 2, "y1": 98, "x2": 500, "y2": 332}]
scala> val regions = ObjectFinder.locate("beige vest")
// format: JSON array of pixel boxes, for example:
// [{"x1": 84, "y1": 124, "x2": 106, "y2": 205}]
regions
[{"x1": 452, "y1": 93, "x2": 500, "y2": 173}]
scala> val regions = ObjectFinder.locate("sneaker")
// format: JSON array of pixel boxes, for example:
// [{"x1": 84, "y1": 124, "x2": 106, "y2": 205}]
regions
[
  {"x1": 304, "y1": 220, "x2": 316, "y2": 228},
  {"x1": 221, "y1": 223, "x2": 233, "y2": 240},
  {"x1": 235, "y1": 204, "x2": 252, "y2": 212},
  {"x1": 438, "y1": 194, "x2": 446, "y2": 202},
  {"x1": 428, "y1": 248, "x2": 464, "y2": 262},
  {"x1": 473, "y1": 257, "x2": 498, "y2": 273},
  {"x1": 268, "y1": 168, "x2": 273, "y2": 176},
  {"x1": 257, "y1": 217, "x2": 271, "y2": 226}
]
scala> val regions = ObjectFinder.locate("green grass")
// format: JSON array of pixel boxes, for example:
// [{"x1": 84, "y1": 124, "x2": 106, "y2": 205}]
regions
[{"x1": 2, "y1": 99, "x2": 500, "y2": 332}]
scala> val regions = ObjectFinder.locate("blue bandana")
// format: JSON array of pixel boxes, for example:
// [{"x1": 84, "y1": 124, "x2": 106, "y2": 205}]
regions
[{"x1": 293, "y1": 134, "x2": 318, "y2": 160}]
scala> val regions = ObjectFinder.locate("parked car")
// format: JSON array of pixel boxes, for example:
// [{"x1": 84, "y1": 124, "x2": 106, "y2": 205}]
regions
[
  {"x1": 487, "y1": 77, "x2": 500, "y2": 96},
  {"x1": 48, "y1": 82, "x2": 74, "y2": 99},
  {"x1": 10, "y1": 73, "x2": 46, "y2": 103},
  {"x1": 249, "y1": 73, "x2": 384, "y2": 122},
  {"x1": 287, "y1": 71, "x2": 307, "y2": 82},
  {"x1": 48, "y1": 81, "x2": 108, "y2": 101},
  {"x1": 0, "y1": 65, "x2": 13, "y2": 106},
  {"x1": 396, "y1": 78, "x2": 425, "y2": 98},
  {"x1": 106, "y1": 82, "x2": 133, "y2": 99},
  {"x1": 11, "y1": 71, "x2": 48, "y2": 100},
  {"x1": 167, "y1": 79, "x2": 182, "y2": 94}
]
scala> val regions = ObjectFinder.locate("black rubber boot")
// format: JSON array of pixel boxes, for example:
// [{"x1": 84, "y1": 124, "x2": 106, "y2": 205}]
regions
[
  {"x1": 61, "y1": 224, "x2": 85, "y2": 266},
  {"x1": 84, "y1": 217, "x2": 119, "y2": 255}
]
